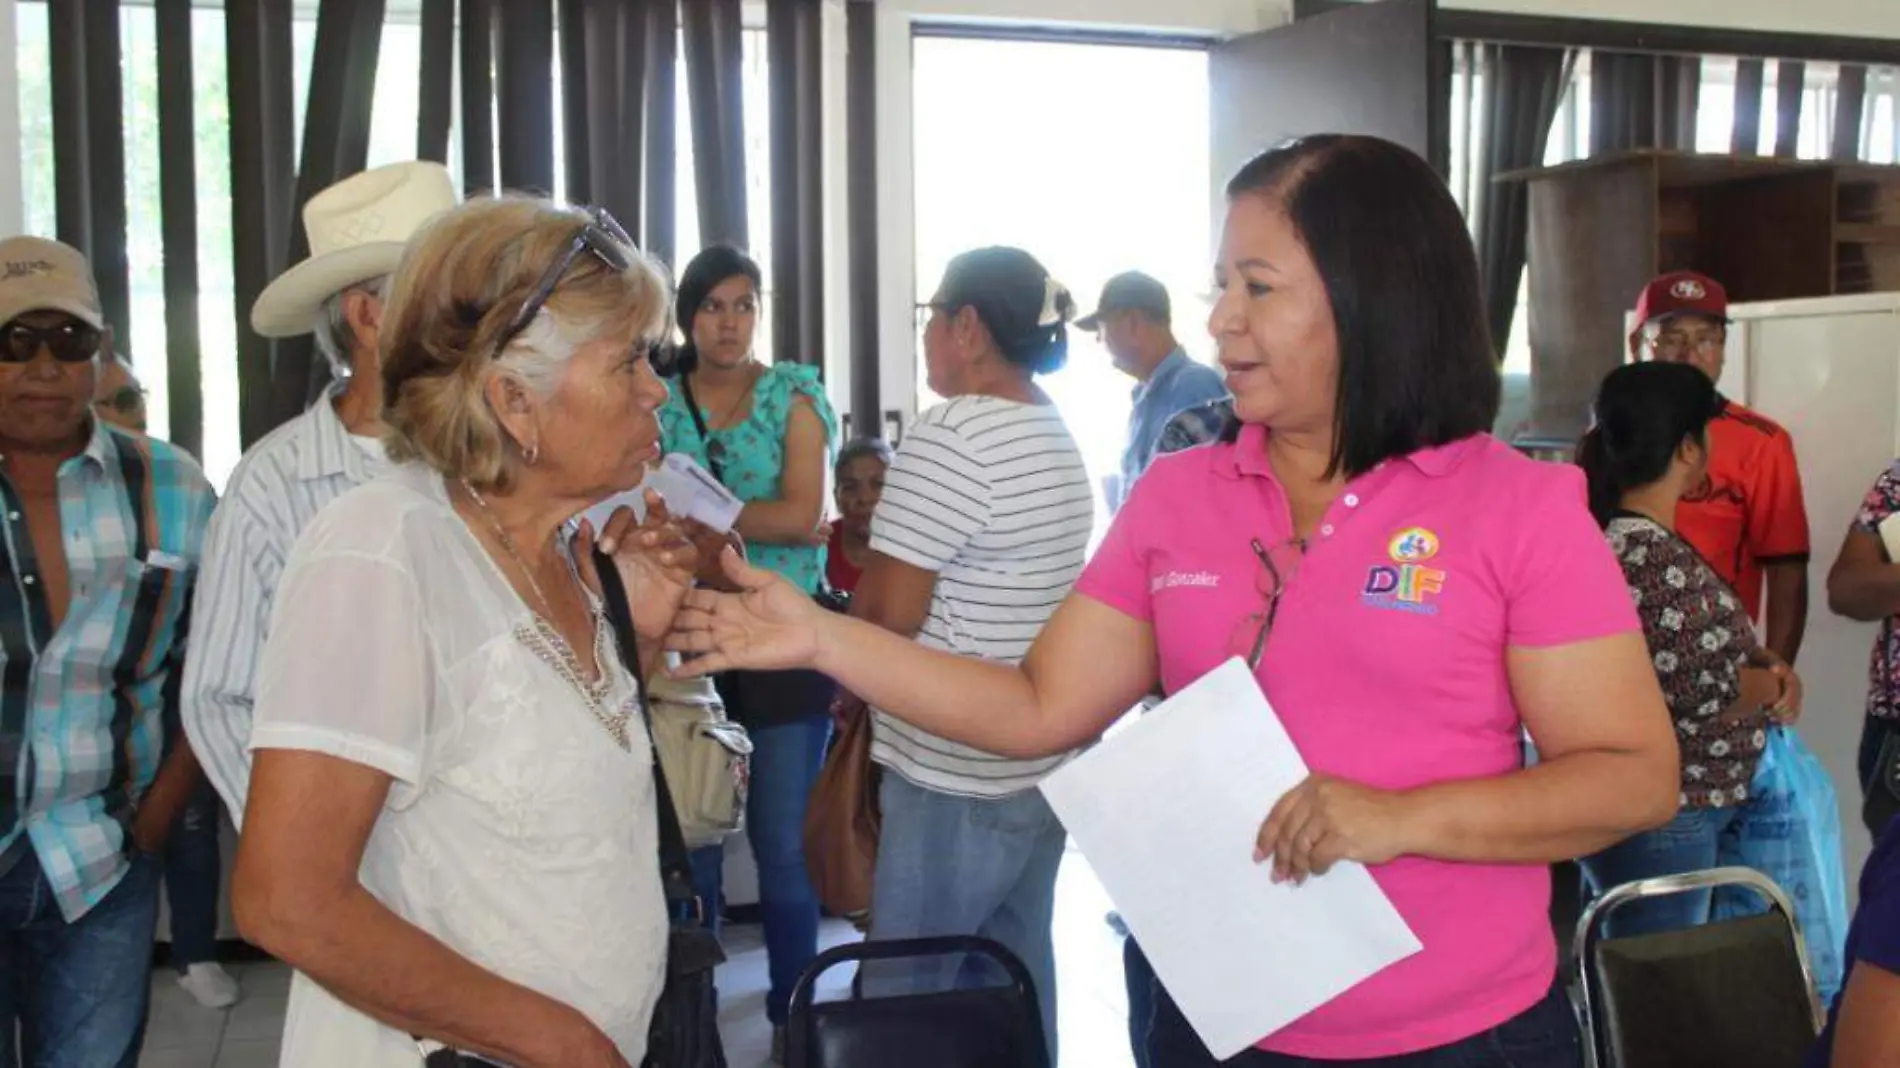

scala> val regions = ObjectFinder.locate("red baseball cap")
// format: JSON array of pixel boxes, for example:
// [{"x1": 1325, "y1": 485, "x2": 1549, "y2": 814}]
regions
[{"x1": 1634, "y1": 270, "x2": 1729, "y2": 328}]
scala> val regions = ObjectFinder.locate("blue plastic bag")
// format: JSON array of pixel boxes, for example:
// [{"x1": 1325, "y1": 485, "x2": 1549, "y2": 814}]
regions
[{"x1": 1713, "y1": 727, "x2": 1850, "y2": 1002}]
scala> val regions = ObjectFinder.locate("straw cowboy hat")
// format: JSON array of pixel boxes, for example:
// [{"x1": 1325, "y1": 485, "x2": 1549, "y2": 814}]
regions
[{"x1": 250, "y1": 160, "x2": 459, "y2": 338}]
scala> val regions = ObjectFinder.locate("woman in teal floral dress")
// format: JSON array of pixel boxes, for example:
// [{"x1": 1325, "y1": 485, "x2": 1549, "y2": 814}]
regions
[{"x1": 659, "y1": 245, "x2": 836, "y2": 1058}]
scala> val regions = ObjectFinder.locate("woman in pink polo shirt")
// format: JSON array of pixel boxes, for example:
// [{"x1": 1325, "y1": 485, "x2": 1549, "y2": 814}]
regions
[{"x1": 668, "y1": 135, "x2": 1678, "y2": 1066}]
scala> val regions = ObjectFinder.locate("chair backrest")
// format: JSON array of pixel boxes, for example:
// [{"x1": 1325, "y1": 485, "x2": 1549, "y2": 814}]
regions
[
  {"x1": 1575, "y1": 867, "x2": 1822, "y2": 1068},
  {"x1": 786, "y1": 935, "x2": 1049, "y2": 1068}
]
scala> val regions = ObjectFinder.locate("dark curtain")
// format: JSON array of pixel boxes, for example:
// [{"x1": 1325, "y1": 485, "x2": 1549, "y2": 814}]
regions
[
  {"x1": 227, "y1": 0, "x2": 298, "y2": 447},
  {"x1": 49, "y1": 0, "x2": 131, "y2": 349},
  {"x1": 1774, "y1": 60, "x2": 1807, "y2": 158},
  {"x1": 286, "y1": 0, "x2": 387, "y2": 419},
  {"x1": 767, "y1": 0, "x2": 824, "y2": 367},
  {"x1": 1588, "y1": 51, "x2": 1703, "y2": 155},
  {"x1": 1835, "y1": 65, "x2": 1870, "y2": 160},
  {"x1": 1732, "y1": 58, "x2": 1765, "y2": 154},
  {"x1": 683, "y1": 0, "x2": 750, "y2": 249},
  {"x1": 1471, "y1": 43, "x2": 1572, "y2": 355},
  {"x1": 845, "y1": 0, "x2": 879, "y2": 430}
]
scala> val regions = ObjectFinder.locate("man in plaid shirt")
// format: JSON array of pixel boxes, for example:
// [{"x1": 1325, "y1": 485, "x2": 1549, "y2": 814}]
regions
[{"x1": 0, "y1": 237, "x2": 215, "y2": 1067}]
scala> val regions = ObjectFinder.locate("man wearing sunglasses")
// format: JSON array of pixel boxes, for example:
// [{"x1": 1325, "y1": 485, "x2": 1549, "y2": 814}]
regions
[
  {"x1": 1628, "y1": 270, "x2": 1811, "y2": 668},
  {"x1": 0, "y1": 235, "x2": 217, "y2": 1066},
  {"x1": 182, "y1": 163, "x2": 459, "y2": 875}
]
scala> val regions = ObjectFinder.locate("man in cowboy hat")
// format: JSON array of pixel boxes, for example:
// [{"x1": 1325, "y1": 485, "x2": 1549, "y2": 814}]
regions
[
  {"x1": 1628, "y1": 269, "x2": 1811, "y2": 666},
  {"x1": 182, "y1": 164, "x2": 457, "y2": 865},
  {"x1": 0, "y1": 236, "x2": 217, "y2": 1064}
]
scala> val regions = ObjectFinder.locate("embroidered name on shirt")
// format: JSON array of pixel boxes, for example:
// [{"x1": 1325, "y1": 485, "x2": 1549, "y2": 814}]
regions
[
  {"x1": 1152, "y1": 570, "x2": 1221, "y2": 593},
  {"x1": 1362, "y1": 527, "x2": 1446, "y2": 616}
]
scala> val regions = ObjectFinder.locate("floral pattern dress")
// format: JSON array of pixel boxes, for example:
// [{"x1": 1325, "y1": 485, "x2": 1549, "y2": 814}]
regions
[
  {"x1": 1853, "y1": 461, "x2": 1900, "y2": 725},
  {"x1": 1607, "y1": 512, "x2": 1769, "y2": 809},
  {"x1": 659, "y1": 362, "x2": 839, "y2": 594}
]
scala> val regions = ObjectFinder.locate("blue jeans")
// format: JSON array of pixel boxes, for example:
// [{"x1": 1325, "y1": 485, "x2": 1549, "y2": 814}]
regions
[
  {"x1": 1136, "y1": 940, "x2": 1581, "y2": 1067},
  {"x1": 865, "y1": 772, "x2": 1067, "y2": 1066},
  {"x1": 0, "y1": 849, "x2": 161, "y2": 1068},
  {"x1": 686, "y1": 714, "x2": 830, "y2": 1025},
  {"x1": 163, "y1": 781, "x2": 222, "y2": 970},
  {"x1": 1578, "y1": 805, "x2": 1748, "y2": 938}
]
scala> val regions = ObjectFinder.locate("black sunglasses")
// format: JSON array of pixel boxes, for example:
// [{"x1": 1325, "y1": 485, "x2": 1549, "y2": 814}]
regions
[
  {"x1": 1, "y1": 319, "x2": 102, "y2": 364},
  {"x1": 491, "y1": 208, "x2": 638, "y2": 360}
]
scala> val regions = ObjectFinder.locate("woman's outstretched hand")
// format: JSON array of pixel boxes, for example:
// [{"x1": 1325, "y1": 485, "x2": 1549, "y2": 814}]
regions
[{"x1": 666, "y1": 547, "x2": 829, "y2": 675}]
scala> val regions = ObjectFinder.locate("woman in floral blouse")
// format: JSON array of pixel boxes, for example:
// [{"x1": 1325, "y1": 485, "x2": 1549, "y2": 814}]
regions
[
  {"x1": 658, "y1": 245, "x2": 838, "y2": 1057},
  {"x1": 1576, "y1": 361, "x2": 1803, "y2": 936}
]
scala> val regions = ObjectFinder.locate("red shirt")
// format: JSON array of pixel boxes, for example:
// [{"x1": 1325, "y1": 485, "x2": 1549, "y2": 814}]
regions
[
  {"x1": 1674, "y1": 400, "x2": 1809, "y2": 619},
  {"x1": 826, "y1": 524, "x2": 864, "y2": 594}
]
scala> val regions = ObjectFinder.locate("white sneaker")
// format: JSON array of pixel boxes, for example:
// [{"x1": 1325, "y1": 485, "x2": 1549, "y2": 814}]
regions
[{"x1": 177, "y1": 962, "x2": 242, "y2": 1009}]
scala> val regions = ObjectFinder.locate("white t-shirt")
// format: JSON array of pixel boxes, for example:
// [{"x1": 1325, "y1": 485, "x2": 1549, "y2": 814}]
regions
[
  {"x1": 251, "y1": 463, "x2": 667, "y2": 1067},
  {"x1": 868, "y1": 395, "x2": 1094, "y2": 798}
]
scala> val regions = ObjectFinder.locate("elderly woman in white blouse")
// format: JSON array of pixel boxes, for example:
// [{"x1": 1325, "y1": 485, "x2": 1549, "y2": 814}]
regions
[{"x1": 231, "y1": 198, "x2": 702, "y2": 1068}]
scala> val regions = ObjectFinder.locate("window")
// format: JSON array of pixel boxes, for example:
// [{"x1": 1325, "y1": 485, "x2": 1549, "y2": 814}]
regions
[{"x1": 911, "y1": 34, "x2": 1211, "y2": 539}]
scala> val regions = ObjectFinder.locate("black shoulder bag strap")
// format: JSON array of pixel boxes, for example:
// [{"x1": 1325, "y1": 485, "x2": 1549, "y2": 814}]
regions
[
  {"x1": 677, "y1": 374, "x2": 726, "y2": 486},
  {"x1": 594, "y1": 548, "x2": 698, "y2": 908}
]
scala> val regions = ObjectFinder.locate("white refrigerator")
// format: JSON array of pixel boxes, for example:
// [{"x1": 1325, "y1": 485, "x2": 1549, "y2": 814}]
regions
[{"x1": 1710, "y1": 292, "x2": 1900, "y2": 895}]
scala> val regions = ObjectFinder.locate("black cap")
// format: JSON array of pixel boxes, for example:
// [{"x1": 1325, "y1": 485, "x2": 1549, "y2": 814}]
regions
[{"x1": 1075, "y1": 271, "x2": 1170, "y2": 332}]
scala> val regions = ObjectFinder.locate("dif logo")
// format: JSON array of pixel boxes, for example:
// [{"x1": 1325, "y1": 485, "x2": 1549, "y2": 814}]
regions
[{"x1": 1362, "y1": 527, "x2": 1445, "y2": 615}]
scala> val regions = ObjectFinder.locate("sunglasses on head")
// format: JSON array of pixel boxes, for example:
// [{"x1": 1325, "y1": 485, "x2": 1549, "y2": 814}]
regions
[
  {"x1": 492, "y1": 207, "x2": 638, "y2": 360},
  {"x1": 1, "y1": 319, "x2": 101, "y2": 364}
]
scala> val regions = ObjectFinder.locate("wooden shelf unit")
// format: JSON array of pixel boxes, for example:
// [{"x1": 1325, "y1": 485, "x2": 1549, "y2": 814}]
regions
[{"x1": 1497, "y1": 150, "x2": 1900, "y2": 439}]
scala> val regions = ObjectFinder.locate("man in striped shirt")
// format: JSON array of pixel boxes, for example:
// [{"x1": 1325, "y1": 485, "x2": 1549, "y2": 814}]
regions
[
  {"x1": 0, "y1": 237, "x2": 217, "y2": 1066},
  {"x1": 182, "y1": 163, "x2": 458, "y2": 833}
]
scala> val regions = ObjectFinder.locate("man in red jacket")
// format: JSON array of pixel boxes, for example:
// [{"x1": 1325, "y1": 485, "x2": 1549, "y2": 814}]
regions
[{"x1": 1629, "y1": 270, "x2": 1810, "y2": 664}]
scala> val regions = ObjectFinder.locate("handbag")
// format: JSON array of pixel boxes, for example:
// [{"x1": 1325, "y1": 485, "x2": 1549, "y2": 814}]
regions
[
  {"x1": 679, "y1": 375, "x2": 842, "y2": 730},
  {"x1": 1713, "y1": 727, "x2": 1852, "y2": 1003},
  {"x1": 598, "y1": 551, "x2": 730, "y2": 1068},
  {"x1": 646, "y1": 670, "x2": 752, "y2": 849},
  {"x1": 413, "y1": 561, "x2": 729, "y2": 1068},
  {"x1": 802, "y1": 694, "x2": 881, "y2": 929},
  {"x1": 1865, "y1": 726, "x2": 1900, "y2": 837}
]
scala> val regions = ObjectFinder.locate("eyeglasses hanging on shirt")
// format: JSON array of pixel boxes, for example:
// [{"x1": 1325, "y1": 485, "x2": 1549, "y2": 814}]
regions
[{"x1": 1229, "y1": 536, "x2": 1308, "y2": 671}]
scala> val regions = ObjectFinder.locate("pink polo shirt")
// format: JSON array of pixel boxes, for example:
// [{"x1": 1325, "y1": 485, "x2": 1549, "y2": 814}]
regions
[{"x1": 1077, "y1": 425, "x2": 1640, "y2": 1059}]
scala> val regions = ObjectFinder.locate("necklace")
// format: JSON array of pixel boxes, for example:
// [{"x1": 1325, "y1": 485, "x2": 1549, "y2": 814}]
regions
[
  {"x1": 696, "y1": 362, "x2": 760, "y2": 431},
  {"x1": 462, "y1": 479, "x2": 633, "y2": 750}
]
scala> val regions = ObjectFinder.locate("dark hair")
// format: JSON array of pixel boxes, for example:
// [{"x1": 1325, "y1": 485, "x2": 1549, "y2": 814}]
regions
[
  {"x1": 672, "y1": 244, "x2": 763, "y2": 375},
  {"x1": 933, "y1": 246, "x2": 1073, "y2": 375},
  {"x1": 1221, "y1": 135, "x2": 1500, "y2": 479},
  {"x1": 1575, "y1": 361, "x2": 1723, "y2": 527},
  {"x1": 835, "y1": 436, "x2": 895, "y2": 475}
]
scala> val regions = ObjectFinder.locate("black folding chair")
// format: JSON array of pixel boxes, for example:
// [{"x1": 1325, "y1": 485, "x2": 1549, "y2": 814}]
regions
[
  {"x1": 1573, "y1": 866, "x2": 1824, "y2": 1068},
  {"x1": 785, "y1": 935, "x2": 1049, "y2": 1068}
]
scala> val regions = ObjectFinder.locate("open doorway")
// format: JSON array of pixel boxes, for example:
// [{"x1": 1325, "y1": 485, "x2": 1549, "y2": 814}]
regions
[
  {"x1": 911, "y1": 33, "x2": 1212, "y2": 544},
  {"x1": 908, "y1": 33, "x2": 1212, "y2": 1067}
]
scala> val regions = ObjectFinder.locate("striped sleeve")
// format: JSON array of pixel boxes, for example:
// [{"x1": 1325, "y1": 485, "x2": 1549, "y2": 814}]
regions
[
  {"x1": 870, "y1": 412, "x2": 992, "y2": 573},
  {"x1": 180, "y1": 499, "x2": 282, "y2": 825}
]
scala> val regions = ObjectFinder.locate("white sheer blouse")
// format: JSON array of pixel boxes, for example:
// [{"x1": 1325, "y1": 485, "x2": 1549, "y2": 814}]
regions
[{"x1": 250, "y1": 463, "x2": 667, "y2": 1067}]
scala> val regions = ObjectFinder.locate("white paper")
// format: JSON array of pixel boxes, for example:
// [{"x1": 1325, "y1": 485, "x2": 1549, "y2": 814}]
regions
[
  {"x1": 1881, "y1": 512, "x2": 1900, "y2": 564},
  {"x1": 1038, "y1": 658, "x2": 1422, "y2": 1059},
  {"x1": 575, "y1": 453, "x2": 744, "y2": 535}
]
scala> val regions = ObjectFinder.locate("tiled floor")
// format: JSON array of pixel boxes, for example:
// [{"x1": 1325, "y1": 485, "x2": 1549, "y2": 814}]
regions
[{"x1": 139, "y1": 845, "x2": 1136, "y2": 1068}]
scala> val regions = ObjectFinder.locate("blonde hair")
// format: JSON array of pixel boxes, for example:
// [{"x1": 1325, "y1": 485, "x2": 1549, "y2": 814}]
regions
[{"x1": 379, "y1": 196, "x2": 671, "y2": 488}]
